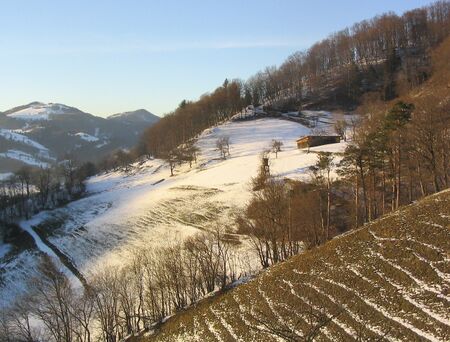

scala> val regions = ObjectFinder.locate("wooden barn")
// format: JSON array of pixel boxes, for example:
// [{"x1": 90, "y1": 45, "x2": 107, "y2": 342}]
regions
[{"x1": 296, "y1": 135, "x2": 341, "y2": 149}]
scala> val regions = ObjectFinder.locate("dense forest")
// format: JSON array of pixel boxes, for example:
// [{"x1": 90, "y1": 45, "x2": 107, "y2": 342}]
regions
[{"x1": 0, "y1": 161, "x2": 97, "y2": 242}]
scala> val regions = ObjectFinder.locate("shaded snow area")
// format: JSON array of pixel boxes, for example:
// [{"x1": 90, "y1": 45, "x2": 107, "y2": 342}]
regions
[
  {"x1": 0, "y1": 128, "x2": 50, "y2": 154},
  {"x1": 148, "y1": 191, "x2": 450, "y2": 342},
  {"x1": 0, "y1": 173, "x2": 13, "y2": 181},
  {"x1": 73, "y1": 132, "x2": 99, "y2": 142},
  {"x1": 0, "y1": 117, "x2": 347, "y2": 307},
  {"x1": 0, "y1": 150, "x2": 50, "y2": 168},
  {"x1": 0, "y1": 245, "x2": 12, "y2": 259},
  {"x1": 95, "y1": 140, "x2": 109, "y2": 148},
  {"x1": 7, "y1": 103, "x2": 70, "y2": 121}
]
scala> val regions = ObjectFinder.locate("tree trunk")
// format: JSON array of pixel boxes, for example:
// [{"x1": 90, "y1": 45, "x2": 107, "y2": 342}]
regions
[
  {"x1": 355, "y1": 173, "x2": 359, "y2": 228},
  {"x1": 396, "y1": 147, "x2": 401, "y2": 209},
  {"x1": 326, "y1": 171, "x2": 331, "y2": 241}
]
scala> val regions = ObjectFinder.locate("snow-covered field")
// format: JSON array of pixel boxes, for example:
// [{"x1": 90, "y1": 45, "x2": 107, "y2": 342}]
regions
[
  {"x1": 0, "y1": 128, "x2": 50, "y2": 153},
  {"x1": 0, "y1": 128, "x2": 54, "y2": 166},
  {"x1": 0, "y1": 117, "x2": 347, "y2": 306}
]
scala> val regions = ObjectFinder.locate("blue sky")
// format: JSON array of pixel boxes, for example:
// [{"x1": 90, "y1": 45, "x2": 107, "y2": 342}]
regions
[{"x1": 0, "y1": 0, "x2": 435, "y2": 117}]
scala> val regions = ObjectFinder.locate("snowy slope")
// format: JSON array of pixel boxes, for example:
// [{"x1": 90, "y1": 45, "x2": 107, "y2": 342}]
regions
[
  {"x1": 0, "y1": 128, "x2": 54, "y2": 169},
  {"x1": 6, "y1": 102, "x2": 72, "y2": 121},
  {"x1": 0, "y1": 128, "x2": 49, "y2": 152},
  {"x1": 0, "y1": 150, "x2": 50, "y2": 168},
  {"x1": 0, "y1": 117, "x2": 347, "y2": 306},
  {"x1": 107, "y1": 109, "x2": 159, "y2": 124}
]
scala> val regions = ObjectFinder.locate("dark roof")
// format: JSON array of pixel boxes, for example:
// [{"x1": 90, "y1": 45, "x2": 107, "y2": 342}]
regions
[{"x1": 296, "y1": 135, "x2": 340, "y2": 142}]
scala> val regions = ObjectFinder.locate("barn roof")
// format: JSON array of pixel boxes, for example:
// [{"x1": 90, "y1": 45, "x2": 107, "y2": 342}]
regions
[{"x1": 296, "y1": 135, "x2": 340, "y2": 142}]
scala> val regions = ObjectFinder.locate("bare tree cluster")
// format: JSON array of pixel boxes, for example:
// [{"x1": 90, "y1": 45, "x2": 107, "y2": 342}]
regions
[
  {"x1": 141, "y1": 79, "x2": 244, "y2": 158},
  {"x1": 135, "y1": 2, "x2": 450, "y2": 164},
  {"x1": 0, "y1": 256, "x2": 96, "y2": 342},
  {"x1": 216, "y1": 136, "x2": 231, "y2": 159},
  {"x1": 0, "y1": 228, "x2": 249, "y2": 341},
  {"x1": 163, "y1": 142, "x2": 200, "y2": 176},
  {"x1": 244, "y1": 1, "x2": 450, "y2": 109},
  {"x1": 236, "y1": 155, "x2": 337, "y2": 268},
  {"x1": 97, "y1": 149, "x2": 134, "y2": 173},
  {"x1": 0, "y1": 160, "x2": 96, "y2": 238},
  {"x1": 238, "y1": 171, "x2": 343, "y2": 269}
]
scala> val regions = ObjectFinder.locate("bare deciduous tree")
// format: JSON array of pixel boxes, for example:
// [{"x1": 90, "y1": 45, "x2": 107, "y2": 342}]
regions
[
  {"x1": 271, "y1": 140, "x2": 283, "y2": 158},
  {"x1": 216, "y1": 136, "x2": 231, "y2": 159},
  {"x1": 334, "y1": 120, "x2": 348, "y2": 141}
]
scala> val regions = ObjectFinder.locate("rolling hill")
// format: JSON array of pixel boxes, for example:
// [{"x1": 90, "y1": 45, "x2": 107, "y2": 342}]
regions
[
  {"x1": 140, "y1": 189, "x2": 450, "y2": 342},
  {"x1": 0, "y1": 114, "x2": 347, "y2": 309},
  {"x1": 0, "y1": 102, "x2": 159, "y2": 174}
]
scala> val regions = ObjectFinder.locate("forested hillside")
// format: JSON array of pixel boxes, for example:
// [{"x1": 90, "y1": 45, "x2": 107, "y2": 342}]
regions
[{"x1": 139, "y1": 1, "x2": 450, "y2": 157}]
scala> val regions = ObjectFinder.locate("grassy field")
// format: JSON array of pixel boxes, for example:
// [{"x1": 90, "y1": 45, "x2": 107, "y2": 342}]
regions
[{"x1": 140, "y1": 189, "x2": 450, "y2": 341}]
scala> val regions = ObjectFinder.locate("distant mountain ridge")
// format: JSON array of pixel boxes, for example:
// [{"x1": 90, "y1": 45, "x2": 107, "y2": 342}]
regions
[
  {"x1": 0, "y1": 102, "x2": 159, "y2": 174},
  {"x1": 3, "y1": 102, "x2": 86, "y2": 120},
  {"x1": 108, "y1": 109, "x2": 159, "y2": 123}
]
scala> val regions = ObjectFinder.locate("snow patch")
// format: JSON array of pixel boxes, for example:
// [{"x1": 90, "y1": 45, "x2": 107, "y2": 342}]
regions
[
  {"x1": 0, "y1": 150, "x2": 50, "y2": 168},
  {"x1": 73, "y1": 132, "x2": 99, "y2": 142},
  {"x1": 0, "y1": 128, "x2": 51, "y2": 157},
  {"x1": 7, "y1": 103, "x2": 71, "y2": 121},
  {"x1": 0, "y1": 173, "x2": 13, "y2": 181}
]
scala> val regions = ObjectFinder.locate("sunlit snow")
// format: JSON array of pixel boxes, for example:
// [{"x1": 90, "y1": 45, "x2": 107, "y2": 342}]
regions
[{"x1": 0, "y1": 116, "x2": 347, "y2": 306}]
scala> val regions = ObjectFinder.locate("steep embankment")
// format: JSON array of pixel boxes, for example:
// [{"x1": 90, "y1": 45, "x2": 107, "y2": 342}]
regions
[{"x1": 143, "y1": 190, "x2": 450, "y2": 342}]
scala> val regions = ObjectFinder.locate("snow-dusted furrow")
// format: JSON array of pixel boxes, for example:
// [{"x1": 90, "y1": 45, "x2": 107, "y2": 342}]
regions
[
  {"x1": 347, "y1": 262, "x2": 450, "y2": 331},
  {"x1": 420, "y1": 221, "x2": 448, "y2": 231},
  {"x1": 203, "y1": 317, "x2": 225, "y2": 342},
  {"x1": 342, "y1": 252, "x2": 450, "y2": 329},
  {"x1": 257, "y1": 283, "x2": 299, "y2": 334},
  {"x1": 210, "y1": 306, "x2": 241, "y2": 341},
  {"x1": 368, "y1": 230, "x2": 398, "y2": 242},
  {"x1": 406, "y1": 237, "x2": 446, "y2": 254},
  {"x1": 300, "y1": 271, "x2": 443, "y2": 342},
  {"x1": 371, "y1": 250, "x2": 449, "y2": 301},
  {"x1": 374, "y1": 270, "x2": 450, "y2": 327},
  {"x1": 230, "y1": 293, "x2": 256, "y2": 330},
  {"x1": 305, "y1": 281, "x2": 396, "y2": 341},
  {"x1": 282, "y1": 279, "x2": 358, "y2": 340},
  {"x1": 369, "y1": 228, "x2": 446, "y2": 254},
  {"x1": 412, "y1": 251, "x2": 450, "y2": 284}
]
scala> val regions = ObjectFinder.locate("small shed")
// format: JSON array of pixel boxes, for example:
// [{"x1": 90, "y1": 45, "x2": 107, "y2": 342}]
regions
[{"x1": 296, "y1": 135, "x2": 341, "y2": 149}]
